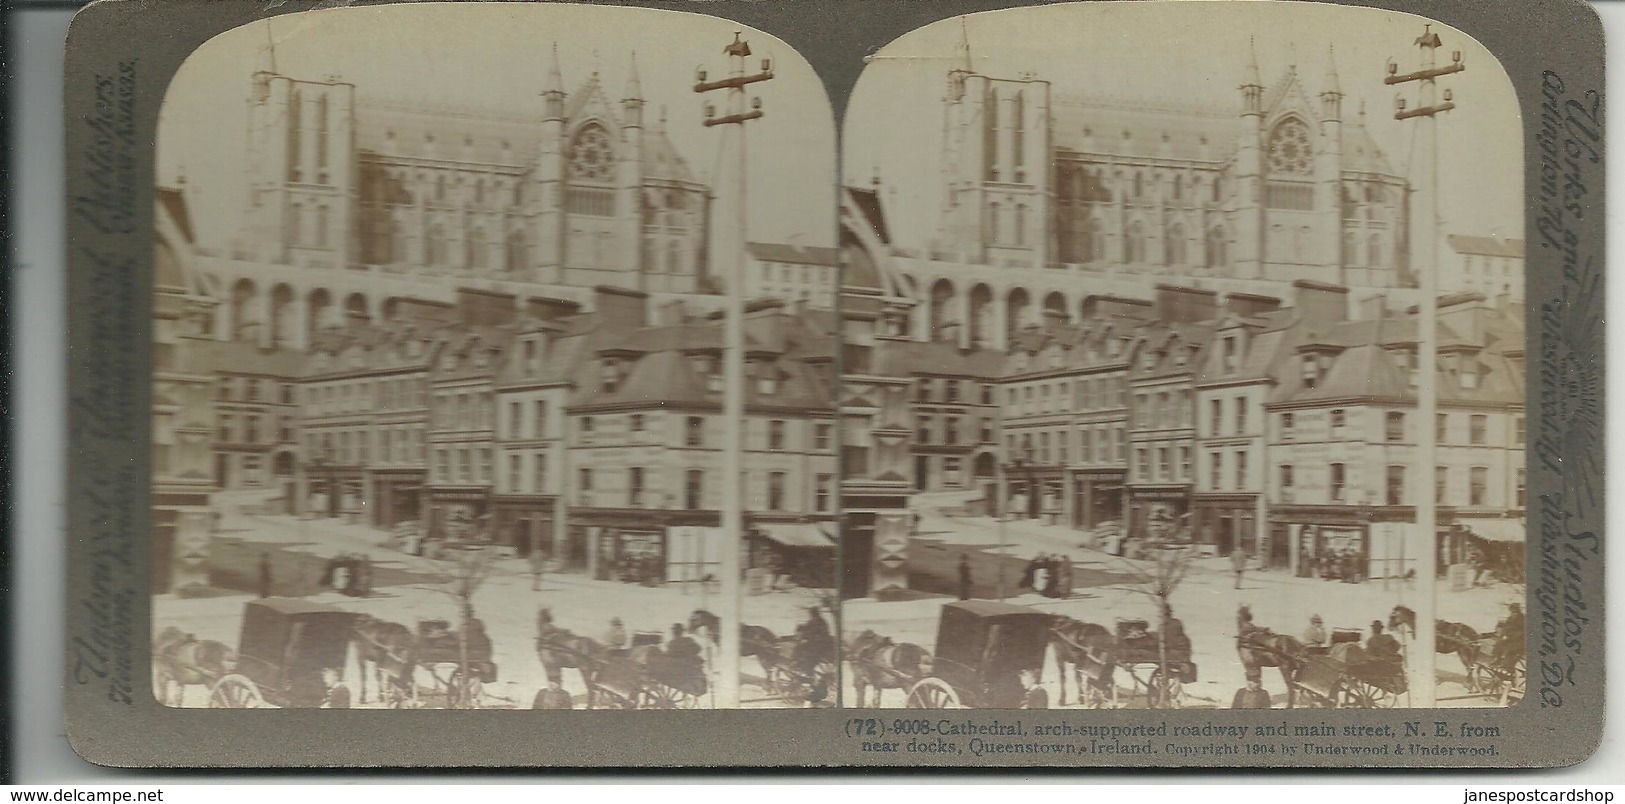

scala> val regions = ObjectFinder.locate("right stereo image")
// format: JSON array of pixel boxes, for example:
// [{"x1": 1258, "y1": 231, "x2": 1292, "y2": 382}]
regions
[{"x1": 835, "y1": 1, "x2": 1527, "y2": 711}]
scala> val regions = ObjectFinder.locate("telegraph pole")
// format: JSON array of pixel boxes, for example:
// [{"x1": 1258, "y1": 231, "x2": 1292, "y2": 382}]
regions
[
  {"x1": 1387, "y1": 23, "x2": 1462, "y2": 708},
  {"x1": 696, "y1": 32, "x2": 773, "y2": 709}
]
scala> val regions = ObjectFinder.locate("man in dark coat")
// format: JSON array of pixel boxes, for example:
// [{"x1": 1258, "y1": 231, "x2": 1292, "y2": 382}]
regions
[
  {"x1": 258, "y1": 552, "x2": 274, "y2": 599},
  {"x1": 957, "y1": 554, "x2": 973, "y2": 600},
  {"x1": 1366, "y1": 621, "x2": 1402, "y2": 659},
  {"x1": 532, "y1": 673, "x2": 574, "y2": 709},
  {"x1": 1231, "y1": 671, "x2": 1272, "y2": 709}
]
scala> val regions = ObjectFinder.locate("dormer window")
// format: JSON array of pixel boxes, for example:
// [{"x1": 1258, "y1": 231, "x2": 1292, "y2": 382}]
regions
[
  {"x1": 1223, "y1": 336, "x2": 1239, "y2": 372},
  {"x1": 1460, "y1": 362, "x2": 1480, "y2": 390},
  {"x1": 600, "y1": 359, "x2": 622, "y2": 393},
  {"x1": 1141, "y1": 350, "x2": 1157, "y2": 371},
  {"x1": 1301, "y1": 355, "x2": 1319, "y2": 389},
  {"x1": 757, "y1": 371, "x2": 779, "y2": 395}
]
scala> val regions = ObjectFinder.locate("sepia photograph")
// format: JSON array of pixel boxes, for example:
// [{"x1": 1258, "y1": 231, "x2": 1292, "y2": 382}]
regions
[
  {"x1": 149, "y1": 3, "x2": 839, "y2": 710},
  {"x1": 837, "y1": 2, "x2": 1526, "y2": 711}
]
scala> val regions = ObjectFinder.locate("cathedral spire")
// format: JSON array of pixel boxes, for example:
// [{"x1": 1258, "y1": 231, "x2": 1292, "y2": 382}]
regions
[
  {"x1": 542, "y1": 43, "x2": 565, "y2": 120},
  {"x1": 1240, "y1": 37, "x2": 1263, "y2": 115},
  {"x1": 624, "y1": 51, "x2": 643, "y2": 101},
  {"x1": 1243, "y1": 37, "x2": 1261, "y2": 88},
  {"x1": 544, "y1": 43, "x2": 564, "y2": 96},
  {"x1": 954, "y1": 16, "x2": 973, "y2": 72},
  {"x1": 1321, "y1": 44, "x2": 1342, "y2": 96}
]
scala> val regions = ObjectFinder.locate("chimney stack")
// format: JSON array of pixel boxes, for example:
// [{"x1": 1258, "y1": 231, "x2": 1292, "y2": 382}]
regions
[
  {"x1": 525, "y1": 296, "x2": 583, "y2": 323},
  {"x1": 1153, "y1": 284, "x2": 1219, "y2": 324},
  {"x1": 1223, "y1": 291, "x2": 1282, "y2": 319}
]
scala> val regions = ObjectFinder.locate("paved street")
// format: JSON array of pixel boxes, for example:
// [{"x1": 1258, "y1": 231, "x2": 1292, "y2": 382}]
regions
[
  {"x1": 156, "y1": 492, "x2": 833, "y2": 709},
  {"x1": 844, "y1": 493, "x2": 1523, "y2": 710}
]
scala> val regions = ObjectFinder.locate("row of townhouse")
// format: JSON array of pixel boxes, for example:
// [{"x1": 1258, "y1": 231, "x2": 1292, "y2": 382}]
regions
[
  {"x1": 290, "y1": 285, "x2": 839, "y2": 584},
  {"x1": 981, "y1": 280, "x2": 1525, "y2": 582}
]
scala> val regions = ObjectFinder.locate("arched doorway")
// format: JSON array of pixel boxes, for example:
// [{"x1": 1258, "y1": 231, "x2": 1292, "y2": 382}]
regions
[
  {"x1": 973, "y1": 452, "x2": 997, "y2": 479},
  {"x1": 929, "y1": 278, "x2": 957, "y2": 343},
  {"x1": 1006, "y1": 287, "x2": 1031, "y2": 344}
]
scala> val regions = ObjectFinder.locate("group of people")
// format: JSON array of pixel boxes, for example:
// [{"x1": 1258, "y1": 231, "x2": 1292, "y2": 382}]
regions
[{"x1": 1018, "y1": 553, "x2": 1074, "y2": 599}]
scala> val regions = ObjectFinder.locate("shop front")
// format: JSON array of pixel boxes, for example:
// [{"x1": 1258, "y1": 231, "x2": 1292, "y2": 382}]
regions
[
  {"x1": 1192, "y1": 494, "x2": 1259, "y2": 558},
  {"x1": 1069, "y1": 469, "x2": 1125, "y2": 531},
  {"x1": 490, "y1": 494, "x2": 557, "y2": 557},
  {"x1": 1274, "y1": 506, "x2": 1456, "y2": 583},
  {"x1": 1007, "y1": 467, "x2": 1065, "y2": 521},
  {"x1": 425, "y1": 487, "x2": 491, "y2": 542},
  {"x1": 572, "y1": 508, "x2": 719, "y2": 584},
  {"x1": 371, "y1": 469, "x2": 424, "y2": 530},
  {"x1": 1127, "y1": 486, "x2": 1191, "y2": 542},
  {"x1": 749, "y1": 521, "x2": 837, "y2": 589}
]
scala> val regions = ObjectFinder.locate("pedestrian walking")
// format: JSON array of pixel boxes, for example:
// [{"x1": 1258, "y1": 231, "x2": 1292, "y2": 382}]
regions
[
  {"x1": 258, "y1": 552, "x2": 273, "y2": 598},
  {"x1": 529, "y1": 548, "x2": 547, "y2": 592},
  {"x1": 957, "y1": 553, "x2": 973, "y2": 600},
  {"x1": 1231, "y1": 547, "x2": 1248, "y2": 590}
]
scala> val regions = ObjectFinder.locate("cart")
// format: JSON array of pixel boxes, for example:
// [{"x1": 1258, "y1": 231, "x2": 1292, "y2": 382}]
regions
[
  {"x1": 208, "y1": 598, "x2": 361, "y2": 708},
  {"x1": 1292, "y1": 641, "x2": 1406, "y2": 708},
  {"x1": 905, "y1": 601, "x2": 1052, "y2": 709},
  {"x1": 1112, "y1": 617, "x2": 1197, "y2": 709},
  {"x1": 413, "y1": 618, "x2": 498, "y2": 709}
]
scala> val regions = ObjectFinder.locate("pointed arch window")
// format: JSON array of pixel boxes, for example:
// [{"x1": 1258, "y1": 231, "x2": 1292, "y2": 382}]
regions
[
  {"x1": 1206, "y1": 227, "x2": 1228, "y2": 269},
  {"x1": 985, "y1": 88, "x2": 999, "y2": 181},
  {"x1": 506, "y1": 230, "x2": 527, "y2": 272},
  {"x1": 316, "y1": 94, "x2": 330, "y2": 175},
  {"x1": 1013, "y1": 91, "x2": 1026, "y2": 170},
  {"x1": 287, "y1": 89, "x2": 302, "y2": 182},
  {"x1": 1166, "y1": 223, "x2": 1186, "y2": 265},
  {"x1": 989, "y1": 203, "x2": 1002, "y2": 245},
  {"x1": 1127, "y1": 221, "x2": 1145, "y2": 264},
  {"x1": 288, "y1": 201, "x2": 303, "y2": 246},
  {"x1": 1014, "y1": 204, "x2": 1027, "y2": 246}
]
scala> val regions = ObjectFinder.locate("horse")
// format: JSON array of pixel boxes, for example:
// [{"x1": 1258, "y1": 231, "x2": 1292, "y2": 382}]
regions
[
  {"x1": 1047, "y1": 615, "x2": 1117, "y2": 708},
  {"x1": 152, "y1": 626, "x2": 237, "y2": 707},
  {"x1": 351, "y1": 615, "x2": 417, "y2": 706},
  {"x1": 1388, "y1": 605, "x2": 1484, "y2": 684},
  {"x1": 535, "y1": 608, "x2": 608, "y2": 708},
  {"x1": 1235, "y1": 605, "x2": 1309, "y2": 709},
  {"x1": 844, "y1": 629, "x2": 930, "y2": 707}
]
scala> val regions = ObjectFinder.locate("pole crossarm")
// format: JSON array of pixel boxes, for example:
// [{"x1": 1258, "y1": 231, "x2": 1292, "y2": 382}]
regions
[
  {"x1": 1396, "y1": 103, "x2": 1455, "y2": 120},
  {"x1": 703, "y1": 111, "x2": 764, "y2": 127},
  {"x1": 1385, "y1": 62, "x2": 1465, "y2": 85}
]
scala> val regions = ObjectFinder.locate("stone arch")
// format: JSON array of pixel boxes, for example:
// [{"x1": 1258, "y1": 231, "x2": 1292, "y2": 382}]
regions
[
  {"x1": 1166, "y1": 222, "x2": 1187, "y2": 266},
  {"x1": 345, "y1": 292, "x2": 370, "y2": 324},
  {"x1": 273, "y1": 449, "x2": 298, "y2": 477},
  {"x1": 307, "y1": 287, "x2": 334, "y2": 341},
  {"x1": 929, "y1": 278, "x2": 958, "y2": 342},
  {"x1": 270, "y1": 284, "x2": 297, "y2": 349},
  {"x1": 1043, "y1": 291, "x2": 1068, "y2": 322},
  {"x1": 381, "y1": 297, "x2": 402, "y2": 322},
  {"x1": 1006, "y1": 287, "x2": 1031, "y2": 343},
  {"x1": 969, "y1": 284, "x2": 995, "y2": 348},
  {"x1": 973, "y1": 451, "x2": 997, "y2": 479},
  {"x1": 230, "y1": 278, "x2": 258, "y2": 341}
]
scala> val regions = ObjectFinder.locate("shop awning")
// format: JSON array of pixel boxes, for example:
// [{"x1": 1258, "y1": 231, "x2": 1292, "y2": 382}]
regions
[
  {"x1": 753, "y1": 523, "x2": 836, "y2": 549},
  {"x1": 1461, "y1": 519, "x2": 1526, "y2": 543}
]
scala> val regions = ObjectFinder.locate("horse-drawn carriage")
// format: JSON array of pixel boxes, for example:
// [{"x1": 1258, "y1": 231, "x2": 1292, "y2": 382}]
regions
[
  {"x1": 1110, "y1": 617, "x2": 1196, "y2": 709},
  {"x1": 1293, "y1": 633, "x2": 1407, "y2": 708},
  {"x1": 195, "y1": 597, "x2": 360, "y2": 708},
  {"x1": 905, "y1": 601, "x2": 1052, "y2": 709},
  {"x1": 536, "y1": 615, "x2": 709, "y2": 709}
]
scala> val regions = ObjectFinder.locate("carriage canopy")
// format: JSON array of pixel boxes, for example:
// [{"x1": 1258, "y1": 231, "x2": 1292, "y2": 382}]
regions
[
  {"x1": 237, "y1": 597, "x2": 359, "y2": 707},
  {"x1": 932, "y1": 601, "x2": 1051, "y2": 708}
]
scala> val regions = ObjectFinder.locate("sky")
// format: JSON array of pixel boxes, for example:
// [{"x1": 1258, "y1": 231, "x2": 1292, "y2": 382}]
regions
[
  {"x1": 155, "y1": 4, "x2": 837, "y2": 252},
  {"x1": 843, "y1": 1, "x2": 1524, "y2": 252}
]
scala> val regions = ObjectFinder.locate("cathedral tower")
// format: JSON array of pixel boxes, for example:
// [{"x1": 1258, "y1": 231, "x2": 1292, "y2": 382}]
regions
[
  {"x1": 243, "y1": 62, "x2": 357, "y2": 268},
  {"x1": 533, "y1": 44, "x2": 568, "y2": 281}
]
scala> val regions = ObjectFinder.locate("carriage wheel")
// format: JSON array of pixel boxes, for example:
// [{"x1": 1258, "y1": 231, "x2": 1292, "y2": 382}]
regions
[
  {"x1": 208, "y1": 674, "x2": 265, "y2": 708},
  {"x1": 906, "y1": 678, "x2": 962, "y2": 709},
  {"x1": 1147, "y1": 669, "x2": 1184, "y2": 709},
  {"x1": 1342, "y1": 680, "x2": 1393, "y2": 709}
]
